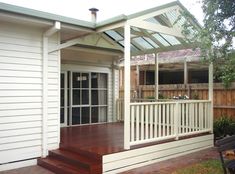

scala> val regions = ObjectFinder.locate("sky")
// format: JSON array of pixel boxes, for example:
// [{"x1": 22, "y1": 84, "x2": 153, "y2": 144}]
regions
[{"x1": 0, "y1": 0, "x2": 204, "y2": 24}]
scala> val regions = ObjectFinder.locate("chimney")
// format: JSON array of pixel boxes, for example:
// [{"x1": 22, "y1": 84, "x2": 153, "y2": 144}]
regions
[{"x1": 89, "y1": 8, "x2": 99, "y2": 23}]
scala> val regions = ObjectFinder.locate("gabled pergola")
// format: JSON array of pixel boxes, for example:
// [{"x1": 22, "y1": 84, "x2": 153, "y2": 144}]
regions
[{"x1": 49, "y1": 1, "x2": 213, "y2": 150}]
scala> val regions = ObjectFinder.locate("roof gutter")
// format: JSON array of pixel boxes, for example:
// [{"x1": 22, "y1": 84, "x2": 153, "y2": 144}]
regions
[{"x1": 0, "y1": 2, "x2": 95, "y2": 29}]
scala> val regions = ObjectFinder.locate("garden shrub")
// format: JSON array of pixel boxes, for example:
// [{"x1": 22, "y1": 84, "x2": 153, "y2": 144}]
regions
[{"x1": 214, "y1": 116, "x2": 235, "y2": 138}]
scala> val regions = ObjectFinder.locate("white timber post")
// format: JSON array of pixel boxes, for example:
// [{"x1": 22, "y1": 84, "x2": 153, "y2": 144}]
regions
[
  {"x1": 124, "y1": 23, "x2": 131, "y2": 149},
  {"x1": 184, "y1": 58, "x2": 188, "y2": 85},
  {"x1": 42, "y1": 21, "x2": 60, "y2": 157},
  {"x1": 208, "y1": 62, "x2": 213, "y2": 133},
  {"x1": 112, "y1": 60, "x2": 117, "y2": 122},
  {"x1": 136, "y1": 65, "x2": 139, "y2": 98},
  {"x1": 174, "y1": 102, "x2": 179, "y2": 140},
  {"x1": 155, "y1": 53, "x2": 159, "y2": 100}
]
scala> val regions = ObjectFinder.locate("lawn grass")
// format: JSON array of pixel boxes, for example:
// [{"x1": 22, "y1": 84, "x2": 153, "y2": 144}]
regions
[{"x1": 172, "y1": 159, "x2": 223, "y2": 174}]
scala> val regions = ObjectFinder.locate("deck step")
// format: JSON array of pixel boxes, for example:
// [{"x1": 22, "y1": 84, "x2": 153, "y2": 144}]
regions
[
  {"x1": 49, "y1": 149, "x2": 102, "y2": 174},
  {"x1": 38, "y1": 157, "x2": 89, "y2": 174},
  {"x1": 60, "y1": 143, "x2": 102, "y2": 161}
]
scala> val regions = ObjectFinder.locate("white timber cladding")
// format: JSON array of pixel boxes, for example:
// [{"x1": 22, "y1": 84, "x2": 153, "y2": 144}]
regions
[
  {"x1": 0, "y1": 21, "x2": 60, "y2": 165},
  {"x1": 61, "y1": 63, "x2": 116, "y2": 122}
]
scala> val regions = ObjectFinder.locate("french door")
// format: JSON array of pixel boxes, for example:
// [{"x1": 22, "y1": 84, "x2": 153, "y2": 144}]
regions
[{"x1": 60, "y1": 71, "x2": 108, "y2": 126}]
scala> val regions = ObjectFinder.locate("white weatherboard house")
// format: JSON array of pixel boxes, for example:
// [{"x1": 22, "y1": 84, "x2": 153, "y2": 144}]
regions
[{"x1": 0, "y1": 1, "x2": 214, "y2": 174}]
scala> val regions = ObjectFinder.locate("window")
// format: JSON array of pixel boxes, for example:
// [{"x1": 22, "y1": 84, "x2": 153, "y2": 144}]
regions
[
  {"x1": 139, "y1": 70, "x2": 155, "y2": 85},
  {"x1": 59, "y1": 71, "x2": 108, "y2": 126},
  {"x1": 188, "y1": 70, "x2": 208, "y2": 83}
]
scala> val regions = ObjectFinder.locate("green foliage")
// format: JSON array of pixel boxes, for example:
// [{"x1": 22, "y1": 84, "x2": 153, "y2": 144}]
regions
[
  {"x1": 191, "y1": 91, "x2": 199, "y2": 100},
  {"x1": 146, "y1": 96, "x2": 155, "y2": 99},
  {"x1": 173, "y1": 159, "x2": 223, "y2": 174},
  {"x1": 158, "y1": 93, "x2": 166, "y2": 99},
  {"x1": 213, "y1": 116, "x2": 235, "y2": 138},
  {"x1": 145, "y1": 93, "x2": 167, "y2": 99},
  {"x1": 178, "y1": 0, "x2": 235, "y2": 88}
]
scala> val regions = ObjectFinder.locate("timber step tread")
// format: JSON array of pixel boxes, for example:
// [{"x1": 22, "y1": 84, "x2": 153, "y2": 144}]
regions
[
  {"x1": 60, "y1": 144, "x2": 102, "y2": 161},
  {"x1": 49, "y1": 149, "x2": 101, "y2": 171},
  {"x1": 38, "y1": 157, "x2": 89, "y2": 174}
]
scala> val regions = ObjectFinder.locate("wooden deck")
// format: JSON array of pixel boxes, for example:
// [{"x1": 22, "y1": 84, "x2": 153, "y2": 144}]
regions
[
  {"x1": 60, "y1": 122, "x2": 125, "y2": 155},
  {"x1": 38, "y1": 122, "x2": 214, "y2": 174}
]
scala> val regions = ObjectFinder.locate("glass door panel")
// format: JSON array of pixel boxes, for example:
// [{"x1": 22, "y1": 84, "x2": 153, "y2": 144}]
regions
[
  {"x1": 72, "y1": 107, "x2": 80, "y2": 125},
  {"x1": 70, "y1": 71, "x2": 108, "y2": 125}
]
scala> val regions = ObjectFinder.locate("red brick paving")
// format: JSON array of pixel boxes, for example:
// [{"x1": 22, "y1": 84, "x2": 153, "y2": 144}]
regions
[
  {"x1": 0, "y1": 147, "x2": 219, "y2": 174},
  {"x1": 0, "y1": 165, "x2": 54, "y2": 174}
]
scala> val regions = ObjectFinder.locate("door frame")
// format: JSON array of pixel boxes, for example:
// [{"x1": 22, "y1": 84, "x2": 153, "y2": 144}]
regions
[{"x1": 60, "y1": 71, "x2": 68, "y2": 127}]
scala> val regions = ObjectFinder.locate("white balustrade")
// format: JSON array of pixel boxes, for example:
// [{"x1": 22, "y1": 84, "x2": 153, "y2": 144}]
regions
[{"x1": 116, "y1": 99, "x2": 212, "y2": 146}]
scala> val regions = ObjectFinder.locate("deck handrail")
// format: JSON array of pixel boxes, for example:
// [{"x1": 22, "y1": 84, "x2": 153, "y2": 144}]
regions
[{"x1": 116, "y1": 98, "x2": 213, "y2": 147}]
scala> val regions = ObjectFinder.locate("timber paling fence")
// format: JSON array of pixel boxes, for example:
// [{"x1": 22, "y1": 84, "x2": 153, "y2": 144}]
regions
[{"x1": 119, "y1": 83, "x2": 235, "y2": 119}]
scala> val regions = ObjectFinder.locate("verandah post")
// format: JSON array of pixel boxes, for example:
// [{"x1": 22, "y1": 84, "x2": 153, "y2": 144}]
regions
[
  {"x1": 155, "y1": 53, "x2": 159, "y2": 100},
  {"x1": 208, "y1": 62, "x2": 213, "y2": 133},
  {"x1": 124, "y1": 23, "x2": 131, "y2": 149}
]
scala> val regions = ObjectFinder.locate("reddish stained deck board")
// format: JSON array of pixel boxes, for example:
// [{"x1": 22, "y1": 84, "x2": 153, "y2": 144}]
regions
[
  {"x1": 60, "y1": 122, "x2": 125, "y2": 156},
  {"x1": 60, "y1": 122, "x2": 210, "y2": 156}
]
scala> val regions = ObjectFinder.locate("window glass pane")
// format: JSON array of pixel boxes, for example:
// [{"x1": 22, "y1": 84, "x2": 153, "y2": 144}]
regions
[
  {"x1": 98, "y1": 73, "x2": 107, "y2": 88},
  {"x1": 91, "y1": 73, "x2": 98, "y2": 88},
  {"x1": 67, "y1": 89, "x2": 70, "y2": 106},
  {"x1": 81, "y1": 73, "x2": 89, "y2": 88},
  {"x1": 91, "y1": 107, "x2": 98, "y2": 123},
  {"x1": 73, "y1": 72, "x2": 80, "y2": 88},
  {"x1": 60, "y1": 89, "x2": 64, "y2": 106},
  {"x1": 99, "y1": 90, "x2": 107, "y2": 105},
  {"x1": 60, "y1": 108, "x2": 64, "y2": 123},
  {"x1": 91, "y1": 90, "x2": 98, "y2": 105},
  {"x1": 99, "y1": 107, "x2": 107, "y2": 122},
  {"x1": 73, "y1": 89, "x2": 80, "y2": 105},
  {"x1": 146, "y1": 71, "x2": 155, "y2": 85},
  {"x1": 82, "y1": 90, "x2": 89, "y2": 104},
  {"x1": 67, "y1": 107, "x2": 70, "y2": 125},
  {"x1": 72, "y1": 107, "x2": 80, "y2": 125},
  {"x1": 67, "y1": 72, "x2": 70, "y2": 88},
  {"x1": 61, "y1": 73, "x2": 64, "y2": 88},
  {"x1": 81, "y1": 107, "x2": 90, "y2": 124}
]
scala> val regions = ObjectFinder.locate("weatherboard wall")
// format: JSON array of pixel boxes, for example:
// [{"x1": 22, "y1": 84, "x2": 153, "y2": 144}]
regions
[{"x1": 0, "y1": 21, "x2": 60, "y2": 166}]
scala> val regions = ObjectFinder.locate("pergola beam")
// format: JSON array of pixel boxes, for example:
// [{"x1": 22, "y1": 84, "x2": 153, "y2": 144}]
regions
[
  {"x1": 128, "y1": 20, "x2": 184, "y2": 38},
  {"x1": 96, "y1": 21, "x2": 125, "y2": 33},
  {"x1": 131, "y1": 43, "x2": 193, "y2": 56},
  {"x1": 49, "y1": 33, "x2": 123, "y2": 53},
  {"x1": 65, "y1": 46, "x2": 123, "y2": 56},
  {"x1": 128, "y1": 5, "x2": 179, "y2": 22}
]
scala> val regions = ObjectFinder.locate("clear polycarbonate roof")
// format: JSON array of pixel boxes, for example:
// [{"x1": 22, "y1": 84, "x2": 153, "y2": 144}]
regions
[{"x1": 104, "y1": 6, "x2": 197, "y2": 55}]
